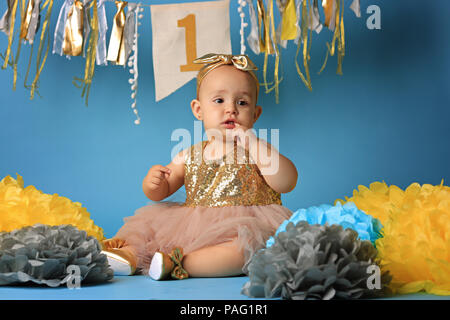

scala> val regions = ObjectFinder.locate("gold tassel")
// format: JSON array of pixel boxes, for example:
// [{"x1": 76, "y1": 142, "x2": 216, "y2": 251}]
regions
[
  {"x1": 268, "y1": 0, "x2": 280, "y2": 103},
  {"x1": 62, "y1": 0, "x2": 84, "y2": 56},
  {"x1": 29, "y1": 0, "x2": 54, "y2": 100},
  {"x1": 294, "y1": 0, "x2": 312, "y2": 91},
  {"x1": 257, "y1": 0, "x2": 273, "y2": 93},
  {"x1": 12, "y1": 0, "x2": 26, "y2": 90},
  {"x1": 337, "y1": 0, "x2": 345, "y2": 75},
  {"x1": 19, "y1": 0, "x2": 34, "y2": 40},
  {"x1": 257, "y1": 0, "x2": 282, "y2": 103},
  {"x1": 280, "y1": 0, "x2": 297, "y2": 41},
  {"x1": 256, "y1": 0, "x2": 272, "y2": 54},
  {"x1": 323, "y1": 0, "x2": 334, "y2": 28},
  {"x1": 257, "y1": 0, "x2": 268, "y2": 92},
  {"x1": 2, "y1": 0, "x2": 19, "y2": 70},
  {"x1": 318, "y1": 0, "x2": 345, "y2": 75},
  {"x1": 107, "y1": 1, "x2": 127, "y2": 65},
  {"x1": 73, "y1": 0, "x2": 98, "y2": 106}
]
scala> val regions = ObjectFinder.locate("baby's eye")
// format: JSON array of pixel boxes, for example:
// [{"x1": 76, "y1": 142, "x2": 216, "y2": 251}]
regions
[
  {"x1": 237, "y1": 100, "x2": 248, "y2": 106},
  {"x1": 213, "y1": 98, "x2": 224, "y2": 104}
]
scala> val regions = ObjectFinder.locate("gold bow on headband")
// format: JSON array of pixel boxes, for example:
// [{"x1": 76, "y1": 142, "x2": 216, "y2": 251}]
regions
[
  {"x1": 193, "y1": 53, "x2": 258, "y2": 71},
  {"x1": 193, "y1": 53, "x2": 259, "y2": 98}
]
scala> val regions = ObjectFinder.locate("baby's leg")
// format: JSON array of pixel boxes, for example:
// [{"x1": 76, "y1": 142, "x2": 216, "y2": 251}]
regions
[{"x1": 182, "y1": 238, "x2": 245, "y2": 277}]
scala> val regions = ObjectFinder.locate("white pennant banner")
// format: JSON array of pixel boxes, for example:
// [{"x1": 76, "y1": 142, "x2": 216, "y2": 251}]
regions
[{"x1": 151, "y1": 0, "x2": 231, "y2": 102}]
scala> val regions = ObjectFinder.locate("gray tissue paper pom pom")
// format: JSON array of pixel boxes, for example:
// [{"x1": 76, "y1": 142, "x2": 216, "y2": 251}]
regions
[
  {"x1": 241, "y1": 221, "x2": 391, "y2": 300},
  {"x1": 0, "y1": 224, "x2": 113, "y2": 287}
]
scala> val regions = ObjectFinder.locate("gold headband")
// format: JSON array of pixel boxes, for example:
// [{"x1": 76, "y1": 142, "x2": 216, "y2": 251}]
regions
[{"x1": 193, "y1": 53, "x2": 260, "y2": 99}]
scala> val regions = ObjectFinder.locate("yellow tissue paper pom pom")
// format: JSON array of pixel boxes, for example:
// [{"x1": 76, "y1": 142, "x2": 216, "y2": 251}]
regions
[
  {"x1": 336, "y1": 180, "x2": 450, "y2": 296},
  {"x1": 0, "y1": 174, "x2": 105, "y2": 243},
  {"x1": 335, "y1": 181, "x2": 405, "y2": 225}
]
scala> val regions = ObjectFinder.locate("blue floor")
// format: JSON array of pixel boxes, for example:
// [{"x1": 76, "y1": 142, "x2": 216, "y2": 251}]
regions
[{"x1": 1, "y1": 275, "x2": 450, "y2": 300}]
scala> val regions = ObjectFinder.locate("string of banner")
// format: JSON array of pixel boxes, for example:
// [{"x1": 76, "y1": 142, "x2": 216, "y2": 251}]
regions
[{"x1": 0, "y1": 0, "x2": 361, "y2": 125}]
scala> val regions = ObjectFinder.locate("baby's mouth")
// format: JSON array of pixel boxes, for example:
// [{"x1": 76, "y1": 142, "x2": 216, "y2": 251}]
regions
[{"x1": 222, "y1": 120, "x2": 237, "y2": 128}]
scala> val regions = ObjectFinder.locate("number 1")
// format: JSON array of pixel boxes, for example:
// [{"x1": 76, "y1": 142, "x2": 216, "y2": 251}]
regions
[{"x1": 178, "y1": 14, "x2": 202, "y2": 72}]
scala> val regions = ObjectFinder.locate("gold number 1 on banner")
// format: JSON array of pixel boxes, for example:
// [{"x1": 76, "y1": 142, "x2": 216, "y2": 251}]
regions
[{"x1": 178, "y1": 14, "x2": 202, "y2": 72}]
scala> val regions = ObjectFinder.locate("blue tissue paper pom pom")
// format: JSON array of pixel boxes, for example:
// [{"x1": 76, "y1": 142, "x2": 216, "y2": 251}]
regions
[{"x1": 266, "y1": 201, "x2": 383, "y2": 248}]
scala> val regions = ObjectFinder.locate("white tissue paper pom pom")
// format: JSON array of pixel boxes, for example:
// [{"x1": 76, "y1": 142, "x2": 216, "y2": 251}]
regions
[
  {"x1": 128, "y1": 78, "x2": 134, "y2": 84},
  {"x1": 134, "y1": 119, "x2": 140, "y2": 125}
]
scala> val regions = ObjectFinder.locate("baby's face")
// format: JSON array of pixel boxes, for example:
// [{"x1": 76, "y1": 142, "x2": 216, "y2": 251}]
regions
[{"x1": 191, "y1": 65, "x2": 262, "y2": 140}]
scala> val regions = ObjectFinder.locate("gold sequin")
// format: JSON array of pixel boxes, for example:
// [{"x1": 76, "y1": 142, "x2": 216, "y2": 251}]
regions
[{"x1": 183, "y1": 140, "x2": 282, "y2": 208}]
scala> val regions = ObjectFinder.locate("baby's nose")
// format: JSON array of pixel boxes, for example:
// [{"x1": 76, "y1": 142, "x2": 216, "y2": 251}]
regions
[{"x1": 225, "y1": 103, "x2": 238, "y2": 114}]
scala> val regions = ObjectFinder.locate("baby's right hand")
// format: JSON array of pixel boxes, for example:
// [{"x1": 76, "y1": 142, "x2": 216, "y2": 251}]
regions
[{"x1": 144, "y1": 165, "x2": 171, "y2": 191}]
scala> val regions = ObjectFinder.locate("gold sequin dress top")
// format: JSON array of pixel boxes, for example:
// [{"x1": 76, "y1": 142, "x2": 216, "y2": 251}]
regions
[
  {"x1": 184, "y1": 140, "x2": 281, "y2": 207},
  {"x1": 114, "y1": 140, "x2": 293, "y2": 274}
]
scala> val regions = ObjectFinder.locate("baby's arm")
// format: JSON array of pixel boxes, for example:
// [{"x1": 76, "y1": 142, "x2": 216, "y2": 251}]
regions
[
  {"x1": 248, "y1": 138, "x2": 298, "y2": 194},
  {"x1": 142, "y1": 149, "x2": 186, "y2": 201},
  {"x1": 232, "y1": 124, "x2": 298, "y2": 193}
]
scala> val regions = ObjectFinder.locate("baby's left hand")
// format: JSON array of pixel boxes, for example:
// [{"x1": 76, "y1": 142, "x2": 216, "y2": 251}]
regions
[{"x1": 230, "y1": 123, "x2": 258, "y2": 151}]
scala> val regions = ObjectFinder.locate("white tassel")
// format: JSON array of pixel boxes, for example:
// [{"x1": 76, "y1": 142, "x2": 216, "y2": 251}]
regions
[
  {"x1": 128, "y1": 3, "x2": 143, "y2": 125},
  {"x1": 237, "y1": 0, "x2": 247, "y2": 54}
]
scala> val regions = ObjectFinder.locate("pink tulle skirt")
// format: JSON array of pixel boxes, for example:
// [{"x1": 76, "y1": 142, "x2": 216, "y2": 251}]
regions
[{"x1": 114, "y1": 201, "x2": 292, "y2": 274}]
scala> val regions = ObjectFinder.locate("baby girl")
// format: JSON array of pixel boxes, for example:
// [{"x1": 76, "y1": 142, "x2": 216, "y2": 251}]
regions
[{"x1": 102, "y1": 53, "x2": 298, "y2": 280}]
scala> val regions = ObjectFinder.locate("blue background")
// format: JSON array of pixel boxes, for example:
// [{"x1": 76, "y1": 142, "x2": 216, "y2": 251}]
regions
[{"x1": 0, "y1": 0, "x2": 449, "y2": 239}]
